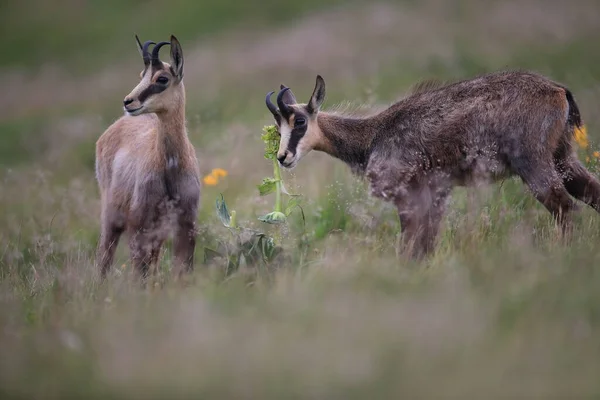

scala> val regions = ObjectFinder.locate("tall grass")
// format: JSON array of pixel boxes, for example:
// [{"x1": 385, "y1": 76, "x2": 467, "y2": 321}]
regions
[{"x1": 1, "y1": 0, "x2": 600, "y2": 397}]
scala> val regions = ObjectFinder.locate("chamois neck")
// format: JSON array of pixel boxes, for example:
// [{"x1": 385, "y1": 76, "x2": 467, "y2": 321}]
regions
[
  {"x1": 155, "y1": 95, "x2": 187, "y2": 159},
  {"x1": 317, "y1": 112, "x2": 376, "y2": 173},
  {"x1": 156, "y1": 106, "x2": 186, "y2": 137}
]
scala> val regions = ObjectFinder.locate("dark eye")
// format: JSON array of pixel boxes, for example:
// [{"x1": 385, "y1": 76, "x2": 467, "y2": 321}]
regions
[
  {"x1": 294, "y1": 118, "x2": 306, "y2": 127},
  {"x1": 156, "y1": 76, "x2": 169, "y2": 85}
]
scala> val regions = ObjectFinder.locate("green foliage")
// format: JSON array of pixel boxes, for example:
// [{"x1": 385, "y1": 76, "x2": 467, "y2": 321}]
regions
[
  {"x1": 215, "y1": 194, "x2": 232, "y2": 228},
  {"x1": 257, "y1": 125, "x2": 306, "y2": 229},
  {"x1": 257, "y1": 211, "x2": 287, "y2": 225},
  {"x1": 257, "y1": 177, "x2": 279, "y2": 196},
  {"x1": 205, "y1": 195, "x2": 282, "y2": 275},
  {"x1": 261, "y1": 125, "x2": 280, "y2": 160}
]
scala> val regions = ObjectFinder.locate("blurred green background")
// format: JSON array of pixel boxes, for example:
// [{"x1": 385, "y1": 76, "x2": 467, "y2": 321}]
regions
[{"x1": 1, "y1": 0, "x2": 600, "y2": 398}]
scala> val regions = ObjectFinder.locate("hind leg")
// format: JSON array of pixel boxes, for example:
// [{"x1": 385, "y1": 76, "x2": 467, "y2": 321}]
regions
[
  {"x1": 173, "y1": 216, "x2": 196, "y2": 276},
  {"x1": 128, "y1": 232, "x2": 165, "y2": 281},
  {"x1": 149, "y1": 239, "x2": 165, "y2": 276},
  {"x1": 517, "y1": 160, "x2": 577, "y2": 236},
  {"x1": 173, "y1": 174, "x2": 200, "y2": 277},
  {"x1": 560, "y1": 157, "x2": 600, "y2": 213},
  {"x1": 127, "y1": 175, "x2": 169, "y2": 281},
  {"x1": 96, "y1": 206, "x2": 125, "y2": 279}
]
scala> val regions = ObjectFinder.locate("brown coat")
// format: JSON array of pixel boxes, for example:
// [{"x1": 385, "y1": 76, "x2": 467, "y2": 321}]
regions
[
  {"x1": 95, "y1": 35, "x2": 200, "y2": 279},
  {"x1": 266, "y1": 70, "x2": 600, "y2": 258}
]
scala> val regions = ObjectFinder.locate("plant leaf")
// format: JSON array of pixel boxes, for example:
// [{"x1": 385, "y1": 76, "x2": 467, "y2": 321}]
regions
[
  {"x1": 215, "y1": 194, "x2": 231, "y2": 227},
  {"x1": 258, "y1": 211, "x2": 286, "y2": 224},
  {"x1": 257, "y1": 178, "x2": 279, "y2": 196},
  {"x1": 203, "y1": 247, "x2": 222, "y2": 264},
  {"x1": 261, "y1": 236, "x2": 276, "y2": 260},
  {"x1": 285, "y1": 197, "x2": 301, "y2": 216}
]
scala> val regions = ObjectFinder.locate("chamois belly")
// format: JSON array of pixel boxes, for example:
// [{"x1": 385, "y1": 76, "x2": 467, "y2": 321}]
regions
[
  {"x1": 111, "y1": 150, "x2": 182, "y2": 232},
  {"x1": 365, "y1": 144, "x2": 509, "y2": 202},
  {"x1": 452, "y1": 146, "x2": 510, "y2": 186}
]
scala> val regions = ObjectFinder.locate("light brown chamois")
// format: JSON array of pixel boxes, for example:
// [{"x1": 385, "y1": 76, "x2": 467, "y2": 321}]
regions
[
  {"x1": 265, "y1": 71, "x2": 600, "y2": 258},
  {"x1": 95, "y1": 35, "x2": 200, "y2": 279}
]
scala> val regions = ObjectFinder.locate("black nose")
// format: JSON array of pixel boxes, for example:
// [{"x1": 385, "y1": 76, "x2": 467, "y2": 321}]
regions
[
  {"x1": 123, "y1": 98, "x2": 134, "y2": 107},
  {"x1": 277, "y1": 151, "x2": 289, "y2": 164}
]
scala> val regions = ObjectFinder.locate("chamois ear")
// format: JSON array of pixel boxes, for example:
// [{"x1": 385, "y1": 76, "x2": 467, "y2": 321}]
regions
[
  {"x1": 307, "y1": 75, "x2": 326, "y2": 114},
  {"x1": 170, "y1": 35, "x2": 184, "y2": 82},
  {"x1": 279, "y1": 84, "x2": 297, "y2": 105}
]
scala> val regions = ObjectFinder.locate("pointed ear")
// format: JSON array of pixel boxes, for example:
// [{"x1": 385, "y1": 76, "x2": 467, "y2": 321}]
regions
[
  {"x1": 307, "y1": 75, "x2": 326, "y2": 114},
  {"x1": 170, "y1": 35, "x2": 184, "y2": 82},
  {"x1": 279, "y1": 84, "x2": 297, "y2": 105}
]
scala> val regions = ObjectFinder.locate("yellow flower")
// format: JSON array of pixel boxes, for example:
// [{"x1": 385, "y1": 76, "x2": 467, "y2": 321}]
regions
[
  {"x1": 593, "y1": 151, "x2": 600, "y2": 159},
  {"x1": 203, "y1": 174, "x2": 218, "y2": 186},
  {"x1": 211, "y1": 168, "x2": 228, "y2": 178},
  {"x1": 574, "y1": 125, "x2": 588, "y2": 149},
  {"x1": 586, "y1": 156, "x2": 590, "y2": 163},
  {"x1": 202, "y1": 168, "x2": 229, "y2": 186}
]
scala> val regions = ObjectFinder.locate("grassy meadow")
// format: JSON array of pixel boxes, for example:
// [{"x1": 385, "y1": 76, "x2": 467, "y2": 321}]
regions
[{"x1": 2, "y1": 0, "x2": 600, "y2": 398}]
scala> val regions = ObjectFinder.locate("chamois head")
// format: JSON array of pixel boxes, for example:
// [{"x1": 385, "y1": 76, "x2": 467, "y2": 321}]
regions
[
  {"x1": 123, "y1": 35, "x2": 185, "y2": 116},
  {"x1": 266, "y1": 75, "x2": 326, "y2": 168}
]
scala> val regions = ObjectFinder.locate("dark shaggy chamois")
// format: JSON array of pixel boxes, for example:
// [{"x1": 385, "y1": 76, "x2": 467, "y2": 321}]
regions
[
  {"x1": 265, "y1": 71, "x2": 600, "y2": 258},
  {"x1": 95, "y1": 35, "x2": 201, "y2": 279}
]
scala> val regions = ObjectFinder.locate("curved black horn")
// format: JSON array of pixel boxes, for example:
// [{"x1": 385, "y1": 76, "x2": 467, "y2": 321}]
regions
[
  {"x1": 142, "y1": 40, "x2": 155, "y2": 66},
  {"x1": 151, "y1": 41, "x2": 171, "y2": 67},
  {"x1": 265, "y1": 91, "x2": 278, "y2": 117},
  {"x1": 277, "y1": 87, "x2": 293, "y2": 117}
]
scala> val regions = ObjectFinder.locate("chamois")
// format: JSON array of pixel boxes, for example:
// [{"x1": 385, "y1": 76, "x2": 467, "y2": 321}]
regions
[
  {"x1": 265, "y1": 71, "x2": 600, "y2": 258},
  {"x1": 95, "y1": 35, "x2": 200, "y2": 279}
]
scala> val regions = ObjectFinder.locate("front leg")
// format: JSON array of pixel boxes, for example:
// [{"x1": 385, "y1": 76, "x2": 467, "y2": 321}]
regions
[
  {"x1": 395, "y1": 180, "x2": 451, "y2": 260},
  {"x1": 396, "y1": 208, "x2": 424, "y2": 259}
]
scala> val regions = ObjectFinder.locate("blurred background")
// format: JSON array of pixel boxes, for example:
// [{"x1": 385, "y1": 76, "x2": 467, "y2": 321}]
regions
[{"x1": 1, "y1": 0, "x2": 600, "y2": 398}]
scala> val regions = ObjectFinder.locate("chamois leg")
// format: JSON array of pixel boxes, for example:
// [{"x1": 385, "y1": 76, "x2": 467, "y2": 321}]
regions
[
  {"x1": 128, "y1": 178, "x2": 169, "y2": 281},
  {"x1": 128, "y1": 232, "x2": 151, "y2": 280},
  {"x1": 395, "y1": 183, "x2": 450, "y2": 259},
  {"x1": 561, "y1": 158, "x2": 600, "y2": 213},
  {"x1": 173, "y1": 208, "x2": 197, "y2": 276},
  {"x1": 173, "y1": 177, "x2": 200, "y2": 277},
  {"x1": 128, "y1": 230, "x2": 167, "y2": 280},
  {"x1": 397, "y1": 210, "x2": 420, "y2": 259},
  {"x1": 149, "y1": 239, "x2": 165, "y2": 276},
  {"x1": 96, "y1": 207, "x2": 125, "y2": 279},
  {"x1": 173, "y1": 219, "x2": 196, "y2": 276},
  {"x1": 517, "y1": 160, "x2": 576, "y2": 237}
]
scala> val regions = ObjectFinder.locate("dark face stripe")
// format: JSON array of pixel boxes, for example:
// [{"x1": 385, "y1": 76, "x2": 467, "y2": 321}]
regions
[
  {"x1": 138, "y1": 83, "x2": 168, "y2": 103},
  {"x1": 136, "y1": 63, "x2": 168, "y2": 103},
  {"x1": 287, "y1": 124, "x2": 307, "y2": 155}
]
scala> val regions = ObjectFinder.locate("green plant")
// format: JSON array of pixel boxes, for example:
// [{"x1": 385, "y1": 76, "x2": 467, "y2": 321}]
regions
[
  {"x1": 256, "y1": 125, "x2": 305, "y2": 226},
  {"x1": 204, "y1": 194, "x2": 281, "y2": 275},
  {"x1": 202, "y1": 126, "x2": 307, "y2": 274}
]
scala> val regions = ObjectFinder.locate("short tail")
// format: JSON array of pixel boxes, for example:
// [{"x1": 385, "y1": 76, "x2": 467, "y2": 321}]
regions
[{"x1": 564, "y1": 88, "x2": 582, "y2": 129}]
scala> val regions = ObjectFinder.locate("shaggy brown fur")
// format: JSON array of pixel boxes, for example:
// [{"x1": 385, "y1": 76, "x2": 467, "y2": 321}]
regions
[
  {"x1": 95, "y1": 35, "x2": 200, "y2": 279},
  {"x1": 265, "y1": 71, "x2": 600, "y2": 258}
]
